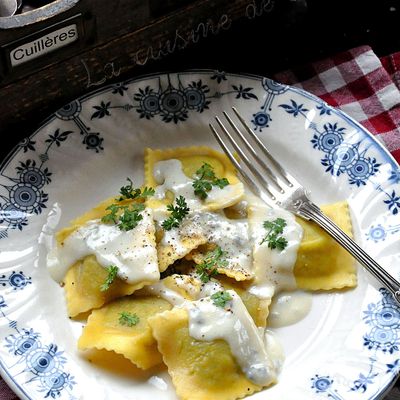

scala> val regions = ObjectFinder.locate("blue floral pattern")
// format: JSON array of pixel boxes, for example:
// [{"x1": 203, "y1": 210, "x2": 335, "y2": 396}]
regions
[
  {"x1": 0, "y1": 271, "x2": 31, "y2": 291},
  {"x1": 366, "y1": 222, "x2": 400, "y2": 243},
  {"x1": 56, "y1": 100, "x2": 104, "y2": 153},
  {"x1": 0, "y1": 296, "x2": 76, "y2": 398},
  {"x1": 0, "y1": 129, "x2": 72, "y2": 238},
  {"x1": 279, "y1": 101, "x2": 381, "y2": 188},
  {"x1": 90, "y1": 73, "x2": 258, "y2": 124},
  {"x1": 311, "y1": 288, "x2": 400, "y2": 398},
  {"x1": 311, "y1": 375, "x2": 345, "y2": 400},
  {"x1": 251, "y1": 78, "x2": 289, "y2": 131}
]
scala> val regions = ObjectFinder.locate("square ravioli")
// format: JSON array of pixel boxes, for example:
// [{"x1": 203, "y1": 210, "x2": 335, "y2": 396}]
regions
[
  {"x1": 63, "y1": 256, "x2": 152, "y2": 317},
  {"x1": 48, "y1": 199, "x2": 160, "y2": 316},
  {"x1": 144, "y1": 146, "x2": 244, "y2": 212},
  {"x1": 148, "y1": 307, "x2": 264, "y2": 400},
  {"x1": 249, "y1": 200, "x2": 356, "y2": 295},
  {"x1": 159, "y1": 210, "x2": 253, "y2": 278},
  {"x1": 78, "y1": 296, "x2": 171, "y2": 369},
  {"x1": 294, "y1": 201, "x2": 356, "y2": 290}
]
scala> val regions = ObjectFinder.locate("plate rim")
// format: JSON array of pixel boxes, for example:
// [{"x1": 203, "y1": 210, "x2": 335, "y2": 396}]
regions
[{"x1": 0, "y1": 68, "x2": 399, "y2": 400}]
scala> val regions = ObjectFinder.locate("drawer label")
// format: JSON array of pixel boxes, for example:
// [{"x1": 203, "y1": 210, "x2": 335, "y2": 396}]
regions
[{"x1": 10, "y1": 24, "x2": 78, "y2": 67}]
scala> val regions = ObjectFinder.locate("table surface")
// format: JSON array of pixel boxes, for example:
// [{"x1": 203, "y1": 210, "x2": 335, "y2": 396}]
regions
[{"x1": 0, "y1": 1, "x2": 400, "y2": 399}]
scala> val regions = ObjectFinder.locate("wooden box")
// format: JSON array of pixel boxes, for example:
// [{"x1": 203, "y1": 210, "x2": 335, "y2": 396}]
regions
[{"x1": 0, "y1": 0, "x2": 273, "y2": 134}]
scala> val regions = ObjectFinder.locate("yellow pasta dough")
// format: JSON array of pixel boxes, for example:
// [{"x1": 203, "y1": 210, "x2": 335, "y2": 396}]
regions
[
  {"x1": 189, "y1": 244, "x2": 253, "y2": 281},
  {"x1": 161, "y1": 274, "x2": 202, "y2": 300},
  {"x1": 157, "y1": 230, "x2": 208, "y2": 272},
  {"x1": 217, "y1": 275, "x2": 270, "y2": 327},
  {"x1": 49, "y1": 144, "x2": 359, "y2": 400},
  {"x1": 78, "y1": 296, "x2": 171, "y2": 369},
  {"x1": 63, "y1": 256, "x2": 151, "y2": 318},
  {"x1": 294, "y1": 201, "x2": 356, "y2": 290},
  {"x1": 56, "y1": 196, "x2": 134, "y2": 243},
  {"x1": 148, "y1": 308, "x2": 263, "y2": 400},
  {"x1": 144, "y1": 146, "x2": 244, "y2": 211}
]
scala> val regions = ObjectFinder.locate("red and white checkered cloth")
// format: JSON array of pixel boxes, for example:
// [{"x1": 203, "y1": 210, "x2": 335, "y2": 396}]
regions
[
  {"x1": 274, "y1": 45, "x2": 400, "y2": 165},
  {"x1": 0, "y1": 45, "x2": 400, "y2": 400}
]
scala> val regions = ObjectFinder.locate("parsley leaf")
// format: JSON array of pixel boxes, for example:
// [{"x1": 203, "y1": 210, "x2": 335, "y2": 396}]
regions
[
  {"x1": 141, "y1": 186, "x2": 156, "y2": 198},
  {"x1": 162, "y1": 196, "x2": 190, "y2": 231},
  {"x1": 101, "y1": 204, "x2": 123, "y2": 224},
  {"x1": 100, "y1": 265, "x2": 119, "y2": 291},
  {"x1": 260, "y1": 217, "x2": 288, "y2": 251},
  {"x1": 119, "y1": 311, "x2": 140, "y2": 327},
  {"x1": 118, "y1": 178, "x2": 155, "y2": 201},
  {"x1": 192, "y1": 163, "x2": 229, "y2": 199},
  {"x1": 118, "y1": 203, "x2": 145, "y2": 231},
  {"x1": 196, "y1": 246, "x2": 228, "y2": 283},
  {"x1": 101, "y1": 203, "x2": 145, "y2": 231},
  {"x1": 211, "y1": 291, "x2": 232, "y2": 308}
]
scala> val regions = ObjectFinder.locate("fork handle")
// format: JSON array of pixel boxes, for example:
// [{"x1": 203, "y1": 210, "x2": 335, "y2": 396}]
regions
[{"x1": 298, "y1": 201, "x2": 400, "y2": 304}]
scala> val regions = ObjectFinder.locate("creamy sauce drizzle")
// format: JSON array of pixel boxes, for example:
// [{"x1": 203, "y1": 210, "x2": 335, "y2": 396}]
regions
[
  {"x1": 47, "y1": 208, "x2": 159, "y2": 284},
  {"x1": 153, "y1": 159, "x2": 243, "y2": 210},
  {"x1": 160, "y1": 211, "x2": 253, "y2": 277},
  {"x1": 144, "y1": 279, "x2": 278, "y2": 385},
  {"x1": 249, "y1": 202, "x2": 303, "y2": 299},
  {"x1": 268, "y1": 291, "x2": 313, "y2": 328},
  {"x1": 143, "y1": 281, "x2": 186, "y2": 306},
  {"x1": 47, "y1": 158, "x2": 313, "y2": 388},
  {"x1": 187, "y1": 290, "x2": 276, "y2": 386}
]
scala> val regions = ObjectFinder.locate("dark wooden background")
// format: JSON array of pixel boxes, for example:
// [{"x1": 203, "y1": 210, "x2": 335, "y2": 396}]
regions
[{"x1": 0, "y1": 0, "x2": 400, "y2": 162}]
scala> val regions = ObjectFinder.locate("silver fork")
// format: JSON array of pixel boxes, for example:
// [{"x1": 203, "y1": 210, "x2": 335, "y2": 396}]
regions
[{"x1": 209, "y1": 107, "x2": 400, "y2": 304}]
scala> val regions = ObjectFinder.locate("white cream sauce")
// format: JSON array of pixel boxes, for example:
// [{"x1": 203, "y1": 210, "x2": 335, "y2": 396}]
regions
[
  {"x1": 46, "y1": 208, "x2": 159, "y2": 284},
  {"x1": 153, "y1": 159, "x2": 243, "y2": 210},
  {"x1": 187, "y1": 290, "x2": 276, "y2": 386},
  {"x1": 160, "y1": 211, "x2": 253, "y2": 277},
  {"x1": 143, "y1": 278, "x2": 278, "y2": 385},
  {"x1": 143, "y1": 281, "x2": 186, "y2": 306},
  {"x1": 268, "y1": 291, "x2": 313, "y2": 328},
  {"x1": 249, "y1": 202, "x2": 303, "y2": 299},
  {"x1": 264, "y1": 329, "x2": 285, "y2": 372}
]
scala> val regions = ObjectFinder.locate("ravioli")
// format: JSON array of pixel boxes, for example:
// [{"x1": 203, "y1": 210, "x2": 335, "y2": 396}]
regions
[
  {"x1": 49, "y1": 198, "x2": 160, "y2": 316},
  {"x1": 217, "y1": 275, "x2": 270, "y2": 327},
  {"x1": 249, "y1": 200, "x2": 355, "y2": 297},
  {"x1": 157, "y1": 224, "x2": 208, "y2": 272},
  {"x1": 56, "y1": 196, "x2": 132, "y2": 243},
  {"x1": 64, "y1": 256, "x2": 151, "y2": 317},
  {"x1": 47, "y1": 145, "x2": 359, "y2": 400},
  {"x1": 294, "y1": 201, "x2": 356, "y2": 290},
  {"x1": 148, "y1": 307, "x2": 263, "y2": 400},
  {"x1": 78, "y1": 296, "x2": 171, "y2": 369},
  {"x1": 144, "y1": 146, "x2": 244, "y2": 211},
  {"x1": 161, "y1": 210, "x2": 253, "y2": 280},
  {"x1": 162, "y1": 274, "x2": 202, "y2": 300},
  {"x1": 190, "y1": 244, "x2": 253, "y2": 281}
]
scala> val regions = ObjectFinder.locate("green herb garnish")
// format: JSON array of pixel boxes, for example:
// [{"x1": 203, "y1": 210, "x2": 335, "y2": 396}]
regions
[
  {"x1": 100, "y1": 265, "x2": 119, "y2": 291},
  {"x1": 192, "y1": 163, "x2": 229, "y2": 199},
  {"x1": 101, "y1": 203, "x2": 145, "y2": 231},
  {"x1": 196, "y1": 246, "x2": 228, "y2": 283},
  {"x1": 260, "y1": 217, "x2": 288, "y2": 251},
  {"x1": 161, "y1": 196, "x2": 190, "y2": 231},
  {"x1": 118, "y1": 203, "x2": 145, "y2": 231},
  {"x1": 101, "y1": 204, "x2": 123, "y2": 224},
  {"x1": 118, "y1": 178, "x2": 155, "y2": 201},
  {"x1": 119, "y1": 312, "x2": 140, "y2": 327},
  {"x1": 211, "y1": 291, "x2": 232, "y2": 308}
]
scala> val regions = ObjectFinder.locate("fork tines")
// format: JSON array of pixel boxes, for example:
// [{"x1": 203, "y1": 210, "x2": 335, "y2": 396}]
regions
[{"x1": 209, "y1": 107, "x2": 299, "y2": 206}]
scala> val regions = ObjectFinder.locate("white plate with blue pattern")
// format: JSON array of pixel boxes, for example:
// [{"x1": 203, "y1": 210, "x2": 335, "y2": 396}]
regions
[{"x1": 0, "y1": 71, "x2": 400, "y2": 400}]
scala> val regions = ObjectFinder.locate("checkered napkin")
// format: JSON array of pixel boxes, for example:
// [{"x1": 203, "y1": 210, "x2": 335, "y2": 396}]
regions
[
  {"x1": 1, "y1": 46, "x2": 400, "y2": 400},
  {"x1": 274, "y1": 45, "x2": 400, "y2": 165}
]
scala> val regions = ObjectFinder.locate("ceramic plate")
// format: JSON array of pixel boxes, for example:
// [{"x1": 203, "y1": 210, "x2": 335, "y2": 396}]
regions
[{"x1": 1, "y1": 71, "x2": 400, "y2": 400}]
